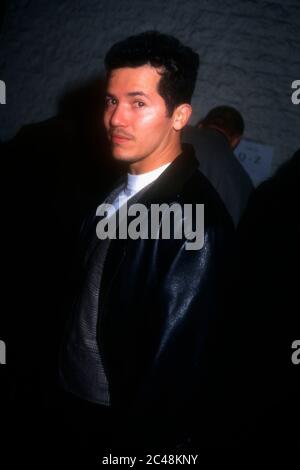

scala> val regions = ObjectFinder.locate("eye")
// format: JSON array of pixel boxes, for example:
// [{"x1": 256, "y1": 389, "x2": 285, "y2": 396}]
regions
[
  {"x1": 105, "y1": 96, "x2": 117, "y2": 106},
  {"x1": 134, "y1": 101, "x2": 145, "y2": 108}
]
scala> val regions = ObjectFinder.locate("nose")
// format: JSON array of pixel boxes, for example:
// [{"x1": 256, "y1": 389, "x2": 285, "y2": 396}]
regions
[{"x1": 109, "y1": 103, "x2": 128, "y2": 128}]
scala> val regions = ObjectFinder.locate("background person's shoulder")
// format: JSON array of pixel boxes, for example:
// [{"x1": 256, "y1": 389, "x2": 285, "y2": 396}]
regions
[{"x1": 181, "y1": 168, "x2": 235, "y2": 230}]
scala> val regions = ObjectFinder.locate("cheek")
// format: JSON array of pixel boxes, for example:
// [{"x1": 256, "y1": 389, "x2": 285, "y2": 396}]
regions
[{"x1": 137, "y1": 108, "x2": 169, "y2": 134}]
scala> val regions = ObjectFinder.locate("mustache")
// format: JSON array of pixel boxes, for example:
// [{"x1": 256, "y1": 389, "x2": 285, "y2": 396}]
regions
[{"x1": 109, "y1": 129, "x2": 134, "y2": 140}]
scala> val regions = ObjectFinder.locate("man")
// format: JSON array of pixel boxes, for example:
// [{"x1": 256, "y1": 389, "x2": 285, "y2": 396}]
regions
[
  {"x1": 182, "y1": 106, "x2": 254, "y2": 226},
  {"x1": 58, "y1": 31, "x2": 235, "y2": 456}
]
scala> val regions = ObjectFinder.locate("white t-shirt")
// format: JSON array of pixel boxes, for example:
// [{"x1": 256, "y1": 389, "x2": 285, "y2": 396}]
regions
[{"x1": 96, "y1": 162, "x2": 172, "y2": 219}]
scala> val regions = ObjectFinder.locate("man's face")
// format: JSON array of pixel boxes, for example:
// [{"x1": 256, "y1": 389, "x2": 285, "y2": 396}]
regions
[{"x1": 104, "y1": 65, "x2": 176, "y2": 170}]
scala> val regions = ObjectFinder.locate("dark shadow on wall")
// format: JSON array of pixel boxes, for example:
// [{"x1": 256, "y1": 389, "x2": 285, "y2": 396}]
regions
[
  {"x1": 0, "y1": 0, "x2": 8, "y2": 31},
  {"x1": 0, "y1": 76, "x2": 122, "y2": 460}
]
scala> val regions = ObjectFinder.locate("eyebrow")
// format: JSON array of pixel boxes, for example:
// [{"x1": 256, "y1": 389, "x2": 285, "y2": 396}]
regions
[
  {"x1": 127, "y1": 91, "x2": 150, "y2": 99},
  {"x1": 106, "y1": 91, "x2": 150, "y2": 99}
]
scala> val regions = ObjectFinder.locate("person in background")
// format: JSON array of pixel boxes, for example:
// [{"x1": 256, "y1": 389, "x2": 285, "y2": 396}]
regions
[
  {"x1": 182, "y1": 105, "x2": 254, "y2": 226},
  {"x1": 236, "y1": 149, "x2": 300, "y2": 448}
]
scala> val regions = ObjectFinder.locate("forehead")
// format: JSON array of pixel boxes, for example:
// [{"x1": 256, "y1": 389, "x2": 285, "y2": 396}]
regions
[{"x1": 106, "y1": 65, "x2": 162, "y2": 96}]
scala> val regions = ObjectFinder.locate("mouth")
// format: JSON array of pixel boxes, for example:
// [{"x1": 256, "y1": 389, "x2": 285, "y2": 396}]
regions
[{"x1": 111, "y1": 134, "x2": 132, "y2": 144}]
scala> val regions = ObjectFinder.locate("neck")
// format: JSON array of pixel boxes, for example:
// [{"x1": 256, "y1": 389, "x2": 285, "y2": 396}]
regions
[{"x1": 128, "y1": 138, "x2": 182, "y2": 175}]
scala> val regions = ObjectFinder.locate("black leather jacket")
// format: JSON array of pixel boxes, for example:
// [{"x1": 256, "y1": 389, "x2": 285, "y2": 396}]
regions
[{"x1": 75, "y1": 144, "x2": 235, "y2": 449}]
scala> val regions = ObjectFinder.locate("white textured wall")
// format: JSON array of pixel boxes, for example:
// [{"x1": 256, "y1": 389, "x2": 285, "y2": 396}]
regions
[{"x1": 0, "y1": 0, "x2": 299, "y2": 171}]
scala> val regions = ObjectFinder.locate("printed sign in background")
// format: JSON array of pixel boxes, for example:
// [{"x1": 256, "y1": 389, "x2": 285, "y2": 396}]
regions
[{"x1": 234, "y1": 139, "x2": 274, "y2": 187}]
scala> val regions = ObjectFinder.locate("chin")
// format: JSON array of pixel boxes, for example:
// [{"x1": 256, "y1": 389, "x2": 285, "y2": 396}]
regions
[{"x1": 111, "y1": 151, "x2": 140, "y2": 163}]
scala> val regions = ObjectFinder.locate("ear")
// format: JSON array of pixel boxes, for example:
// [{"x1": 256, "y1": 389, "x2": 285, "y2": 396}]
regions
[
  {"x1": 230, "y1": 135, "x2": 241, "y2": 150},
  {"x1": 172, "y1": 104, "x2": 192, "y2": 131}
]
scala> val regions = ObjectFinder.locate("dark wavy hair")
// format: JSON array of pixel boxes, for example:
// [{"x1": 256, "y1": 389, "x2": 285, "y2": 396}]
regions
[{"x1": 104, "y1": 31, "x2": 199, "y2": 116}]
